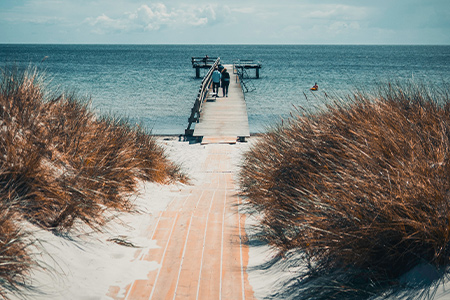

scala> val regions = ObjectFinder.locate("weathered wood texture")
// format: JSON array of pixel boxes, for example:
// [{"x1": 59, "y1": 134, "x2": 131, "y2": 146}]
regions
[
  {"x1": 193, "y1": 64, "x2": 250, "y2": 143},
  {"x1": 107, "y1": 144, "x2": 256, "y2": 300},
  {"x1": 185, "y1": 58, "x2": 221, "y2": 136}
]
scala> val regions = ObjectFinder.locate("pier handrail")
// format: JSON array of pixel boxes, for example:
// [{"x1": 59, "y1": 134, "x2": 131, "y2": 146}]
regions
[{"x1": 185, "y1": 57, "x2": 220, "y2": 136}]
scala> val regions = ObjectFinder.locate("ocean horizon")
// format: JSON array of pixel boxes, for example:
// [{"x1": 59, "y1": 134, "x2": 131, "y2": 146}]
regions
[{"x1": 2, "y1": 44, "x2": 450, "y2": 134}]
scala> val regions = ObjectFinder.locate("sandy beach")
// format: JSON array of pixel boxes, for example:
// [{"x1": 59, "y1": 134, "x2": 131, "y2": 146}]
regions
[
  {"x1": 12, "y1": 136, "x2": 450, "y2": 300},
  {"x1": 14, "y1": 136, "x2": 284, "y2": 300}
]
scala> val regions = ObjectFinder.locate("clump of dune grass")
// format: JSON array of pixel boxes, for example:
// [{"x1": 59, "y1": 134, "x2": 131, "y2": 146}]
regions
[
  {"x1": 0, "y1": 66, "x2": 185, "y2": 298},
  {"x1": 0, "y1": 189, "x2": 33, "y2": 300},
  {"x1": 240, "y1": 82, "x2": 450, "y2": 298},
  {"x1": 0, "y1": 65, "x2": 184, "y2": 230}
]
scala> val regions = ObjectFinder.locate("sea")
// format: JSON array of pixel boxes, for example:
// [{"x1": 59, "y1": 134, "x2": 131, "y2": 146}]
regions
[{"x1": 1, "y1": 44, "x2": 450, "y2": 135}]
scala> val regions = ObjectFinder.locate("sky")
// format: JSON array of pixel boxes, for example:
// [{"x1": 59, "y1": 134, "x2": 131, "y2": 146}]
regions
[{"x1": 0, "y1": 0, "x2": 449, "y2": 44}]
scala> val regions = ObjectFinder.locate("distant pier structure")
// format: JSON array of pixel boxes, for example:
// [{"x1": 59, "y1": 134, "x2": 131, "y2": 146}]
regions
[
  {"x1": 192, "y1": 56, "x2": 218, "y2": 78},
  {"x1": 192, "y1": 56, "x2": 262, "y2": 78},
  {"x1": 233, "y1": 59, "x2": 262, "y2": 79}
]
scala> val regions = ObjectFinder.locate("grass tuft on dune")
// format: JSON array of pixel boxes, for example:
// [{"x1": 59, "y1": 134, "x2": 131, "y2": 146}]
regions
[
  {"x1": 0, "y1": 66, "x2": 186, "y2": 298},
  {"x1": 240, "y1": 82, "x2": 450, "y2": 298}
]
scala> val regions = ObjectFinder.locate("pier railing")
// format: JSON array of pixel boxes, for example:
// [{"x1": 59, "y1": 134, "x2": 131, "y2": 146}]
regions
[
  {"x1": 185, "y1": 57, "x2": 220, "y2": 136},
  {"x1": 191, "y1": 56, "x2": 219, "y2": 68},
  {"x1": 233, "y1": 60, "x2": 258, "y2": 95}
]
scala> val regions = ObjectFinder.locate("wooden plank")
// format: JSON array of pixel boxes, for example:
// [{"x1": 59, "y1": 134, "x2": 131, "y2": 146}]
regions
[
  {"x1": 193, "y1": 64, "x2": 250, "y2": 142},
  {"x1": 201, "y1": 136, "x2": 237, "y2": 145}
]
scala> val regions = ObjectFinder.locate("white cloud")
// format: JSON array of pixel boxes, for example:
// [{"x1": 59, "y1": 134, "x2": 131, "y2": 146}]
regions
[
  {"x1": 129, "y1": 4, "x2": 174, "y2": 30},
  {"x1": 181, "y1": 5, "x2": 222, "y2": 27},
  {"x1": 87, "y1": 14, "x2": 131, "y2": 34},
  {"x1": 302, "y1": 4, "x2": 368, "y2": 21},
  {"x1": 188, "y1": 17, "x2": 208, "y2": 27},
  {"x1": 86, "y1": 3, "x2": 227, "y2": 34}
]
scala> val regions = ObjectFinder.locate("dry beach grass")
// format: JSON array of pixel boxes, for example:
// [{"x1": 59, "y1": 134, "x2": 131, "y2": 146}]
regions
[
  {"x1": 0, "y1": 67, "x2": 185, "y2": 299},
  {"x1": 240, "y1": 82, "x2": 450, "y2": 298},
  {"x1": 3, "y1": 64, "x2": 450, "y2": 300}
]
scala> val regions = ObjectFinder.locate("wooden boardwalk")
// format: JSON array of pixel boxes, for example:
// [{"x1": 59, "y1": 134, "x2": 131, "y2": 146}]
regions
[
  {"x1": 105, "y1": 61, "x2": 257, "y2": 300},
  {"x1": 193, "y1": 65, "x2": 250, "y2": 144},
  {"x1": 107, "y1": 143, "x2": 256, "y2": 300}
]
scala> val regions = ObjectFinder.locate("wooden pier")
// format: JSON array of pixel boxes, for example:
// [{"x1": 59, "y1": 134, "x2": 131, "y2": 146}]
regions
[
  {"x1": 186, "y1": 59, "x2": 253, "y2": 144},
  {"x1": 192, "y1": 56, "x2": 219, "y2": 78}
]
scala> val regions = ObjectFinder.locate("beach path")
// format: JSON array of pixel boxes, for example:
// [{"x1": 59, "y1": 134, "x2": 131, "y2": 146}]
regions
[{"x1": 107, "y1": 143, "x2": 255, "y2": 300}]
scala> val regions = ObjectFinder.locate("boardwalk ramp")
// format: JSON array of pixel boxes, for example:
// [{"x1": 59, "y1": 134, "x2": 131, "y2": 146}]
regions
[{"x1": 193, "y1": 64, "x2": 250, "y2": 144}]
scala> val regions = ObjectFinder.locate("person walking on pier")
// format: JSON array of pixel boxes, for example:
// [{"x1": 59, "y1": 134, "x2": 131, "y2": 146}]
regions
[
  {"x1": 221, "y1": 68, "x2": 230, "y2": 97},
  {"x1": 212, "y1": 67, "x2": 221, "y2": 97}
]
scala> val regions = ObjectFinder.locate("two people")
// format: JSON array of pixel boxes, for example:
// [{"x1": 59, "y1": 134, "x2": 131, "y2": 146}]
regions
[{"x1": 212, "y1": 66, "x2": 230, "y2": 97}]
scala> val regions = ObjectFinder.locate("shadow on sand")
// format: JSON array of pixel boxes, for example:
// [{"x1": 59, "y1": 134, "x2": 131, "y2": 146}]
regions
[{"x1": 246, "y1": 226, "x2": 450, "y2": 300}]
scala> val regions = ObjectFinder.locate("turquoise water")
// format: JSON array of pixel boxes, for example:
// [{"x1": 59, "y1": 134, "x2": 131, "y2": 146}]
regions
[{"x1": 1, "y1": 45, "x2": 450, "y2": 134}]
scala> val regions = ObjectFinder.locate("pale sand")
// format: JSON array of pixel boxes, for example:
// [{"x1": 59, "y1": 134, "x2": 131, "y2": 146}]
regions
[
  {"x1": 14, "y1": 137, "x2": 272, "y2": 300},
  {"x1": 12, "y1": 136, "x2": 450, "y2": 300}
]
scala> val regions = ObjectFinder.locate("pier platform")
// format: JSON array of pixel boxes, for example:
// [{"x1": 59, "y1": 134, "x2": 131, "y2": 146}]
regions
[{"x1": 192, "y1": 56, "x2": 218, "y2": 78}]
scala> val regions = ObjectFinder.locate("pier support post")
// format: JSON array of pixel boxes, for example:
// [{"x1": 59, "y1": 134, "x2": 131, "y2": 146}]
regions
[{"x1": 196, "y1": 67, "x2": 200, "y2": 78}]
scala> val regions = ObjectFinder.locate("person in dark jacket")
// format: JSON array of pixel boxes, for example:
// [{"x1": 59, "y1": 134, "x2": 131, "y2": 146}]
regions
[{"x1": 221, "y1": 68, "x2": 230, "y2": 97}]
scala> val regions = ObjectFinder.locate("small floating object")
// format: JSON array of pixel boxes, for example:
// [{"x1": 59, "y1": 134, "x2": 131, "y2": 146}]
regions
[{"x1": 310, "y1": 83, "x2": 318, "y2": 91}]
